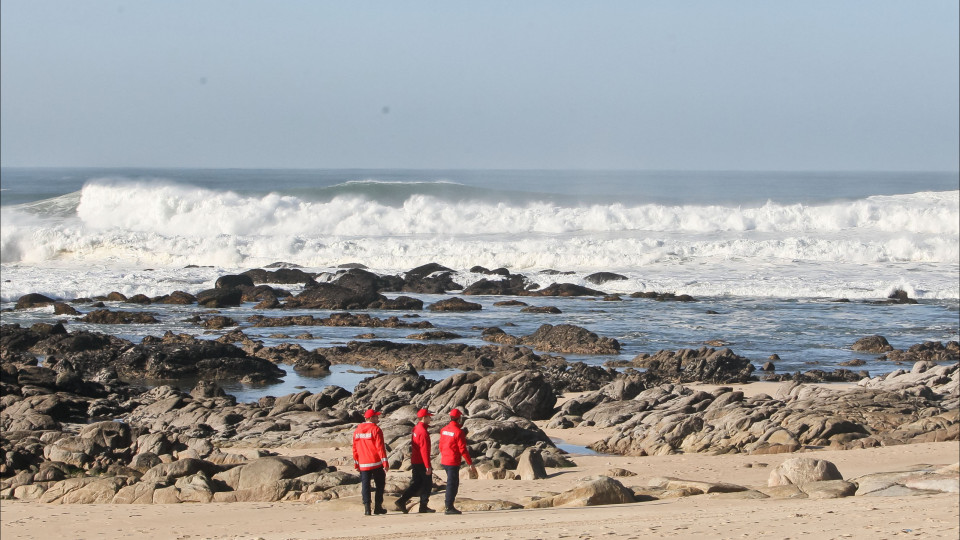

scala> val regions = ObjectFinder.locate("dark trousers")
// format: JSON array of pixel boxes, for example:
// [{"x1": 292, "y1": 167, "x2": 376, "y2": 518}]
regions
[
  {"x1": 398, "y1": 464, "x2": 431, "y2": 505},
  {"x1": 443, "y1": 464, "x2": 460, "y2": 508},
  {"x1": 360, "y1": 467, "x2": 386, "y2": 507}
]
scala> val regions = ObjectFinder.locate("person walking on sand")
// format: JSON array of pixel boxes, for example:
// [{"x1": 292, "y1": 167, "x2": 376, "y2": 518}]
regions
[
  {"x1": 353, "y1": 409, "x2": 389, "y2": 516},
  {"x1": 439, "y1": 408, "x2": 476, "y2": 515},
  {"x1": 394, "y1": 408, "x2": 437, "y2": 514}
]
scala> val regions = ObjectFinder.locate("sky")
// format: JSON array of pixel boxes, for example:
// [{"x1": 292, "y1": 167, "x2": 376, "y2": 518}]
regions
[{"x1": 1, "y1": 1, "x2": 958, "y2": 171}]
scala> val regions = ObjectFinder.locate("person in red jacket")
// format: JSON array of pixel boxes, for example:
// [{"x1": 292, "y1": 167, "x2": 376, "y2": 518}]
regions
[
  {"x1": 438, "y1": 408, "x2": 476, "y2": 515},
  {"x1": 352, "y1": 409, "x2": 389, "y2": 516},
  {"x1": 393, "y1": 408, "x2": 436, "y2": 514}
]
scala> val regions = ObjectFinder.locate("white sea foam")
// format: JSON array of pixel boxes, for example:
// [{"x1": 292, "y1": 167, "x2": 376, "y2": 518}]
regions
[{"x1": 1, "y1": 180, "x2": 957, "y2": 301}]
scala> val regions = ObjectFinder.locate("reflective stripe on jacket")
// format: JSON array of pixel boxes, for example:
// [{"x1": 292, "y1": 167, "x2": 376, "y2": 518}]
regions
[
  {"x1": 410, "y1": 421, "x2": 431, "y2": 466},
  {"x1": 353, "y1": 421, "x2": 388, "y2": 471},
  {"x1": 439, "y1": 420, "x2": 472, "y2": 467}
]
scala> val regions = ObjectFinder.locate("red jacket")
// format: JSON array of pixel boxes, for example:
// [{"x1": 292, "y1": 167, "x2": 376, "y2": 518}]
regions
[
  {"x1": 439, "y1": 420, "x2": 472, "y2": 467},
  {"x1": 353, "y1": 421, "x2": 388, "y2": 471},
  {"x1": 410, "y1": 421, "x2": 432, "y2": 466}
]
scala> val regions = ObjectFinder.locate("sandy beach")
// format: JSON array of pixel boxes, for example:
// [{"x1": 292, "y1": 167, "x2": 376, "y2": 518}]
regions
[{"x1": 2, "y1": 442, "x2": 956, "y2": 540}]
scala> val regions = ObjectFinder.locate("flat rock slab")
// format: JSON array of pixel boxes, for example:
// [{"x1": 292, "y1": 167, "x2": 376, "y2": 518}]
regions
[{"x1": 800, "y1": 480, "x2": 857, "y2": 499}]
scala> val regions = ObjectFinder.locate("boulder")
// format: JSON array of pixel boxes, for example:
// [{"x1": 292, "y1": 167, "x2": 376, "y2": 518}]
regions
[
  {"x1": 212, "y1": 456, "x2": 300, "y2": 491},
  {"x1": 486, "y1": 370, "x2": 557, "y2": 420},
  {"x1": 515, "y1": 448, "x2": 548, "y2": 480},
  {"x1": 527, "y1": 476, "x2": 635, "y2": 508},
  {"x1": 768, "y1": 458, "x2": 843, "y2": 487}
]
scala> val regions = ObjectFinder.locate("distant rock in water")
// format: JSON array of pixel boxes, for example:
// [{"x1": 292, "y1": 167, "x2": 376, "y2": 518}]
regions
[
  {"x1": 886, "y1": 289, "x2": 918, "y2": 304},
  {"x1": 195, "y1": 288, "x2": 242, "y2": 308},
  {"x1": 585, "y1": 272, "x2": 627, "y2": 285},
  {"x1": 242, "y1": 267, "x2": 317, "y2": 285},
  {"x1": 215, "y1": 274, "x2": 254, "y2": 289},
  {"x1": 520, "y1": 306, "x2": 562, "y2": 314},
  {"x1": 880, "y1": 341, "x2": 959, "y2": 364},
  {"x1": 15, "y1": 293, "x2": 57, "y2": 310},
  {"x1": 851, "y1": 335, "x2": 893, "y2": 353},
  {"x1": 630, "y1": 291, "x2": 697, "y2": 302},
  {"x1": 153, "y1": 291, "x2": 196, "y2": 305},
  {"x1": 520, "y1": 324, "x2": 620, "y2": 355},
  {"x1": 80, "y1": 309, "x2": 159, "y2": 325},
  {"x1": 527, "y1": 283, "x2": 605, "y2": 297},
  {"x1": 429, "y1": 297, "x2": 482, "y2": 312},
  {"x1": 284, "y1": 283, "x2": 381, "y2": 310},
  {"x1": 402, "y1": 263, "x2": 462, "y2": 294}
]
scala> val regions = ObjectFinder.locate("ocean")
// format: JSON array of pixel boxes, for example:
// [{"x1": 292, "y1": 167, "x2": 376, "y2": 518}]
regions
[{"x1": 1, "y1": 168, "x2": 958, "y2": 400}]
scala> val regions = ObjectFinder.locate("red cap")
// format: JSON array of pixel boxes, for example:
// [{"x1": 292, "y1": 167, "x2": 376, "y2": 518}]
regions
[
  {"x1": 416, "y1": 408, "x2": 433, "y2": 418},
  {"x1": 364, "y1": 409, "x2": 382, "y2": 419},
  {"x1": 449, "y1": 408, "x2": 463, "y2": 419}
]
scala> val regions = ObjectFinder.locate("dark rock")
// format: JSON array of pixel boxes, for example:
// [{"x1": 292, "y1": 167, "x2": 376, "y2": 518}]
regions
[
  {"x1": 520, "y1": 324, "x2": 620, "y2": 355},
  {"x1": 202, "y1": 316, "x2": 237, "y2": 329},
  {"x1": 402, "y1": 263, "x2": 462, "y2": 294},
  {"x1": 839, "y1": 359, "x2": 867, "y2": 367},
  {"x1": 53, "y1": 303, "x2": 80, "y2": 316},
  {"x1": 635, "y1": 347, "x2": 755, "y2": 384},
  {"x1": 242, "y1": 268, "x2": 317, "y2": 285},
  {"x1": 153, "y1": 291, "x2": 197, "y2": 304},
  {"x1": 881, "y1": 341, "x2": 959, "y2": 364},
  {"x1": 367, "y1": 296, "x2": 424, "y2": 310},
  {"x1": 333, "y1": 268, "x2": 404, "y2": 294},
  {"x1": 463, "y1": 275, "x2": 530, "y2": 296},
  {"x1": 520, "y1": 306, "x2": 562, "y2": 314},
  {"x1": 318, "y1": 340, "x2": 566, "y2": 372},
  {"x1": 195, "y1": 288, "x2": 243, "y2": 308},
  {"x1": 285, "y1": 283, "x2": 381, "y2": 310},
  {"x1": 886, "y1": 289, "x2": 918, "y2": 304},
  {"x1": 15, "y1": 294, "x2": 57, "y2": 310},
  {"x1": 116, "y1": 332, "x2": 284, "y2": 381},
  {"x1": 528, "y1": 283, "x2": 605, "y2": 297},
  {"x1": 585, "y1": 272, "x2": 627, "y2": 285},
  {"x1": 126, "y1": 294, "x2": 152, "y2": 304},
  {"x1": 236, "y1": 284, "x2": 291, "y2": 302},
  {"x1": 216, "y1": 274, "x2": 255, "y2": 289},
  {"x1": 80, "y1": 310, "x2": 159, "y2": 324},
  {"x1": 406, "y1": 331, "x2": 463, "y2": 340},
  {"x1": 852, "y1": 335, "x2": 893, "y2": 353},
  {"x1": 429, "y1": 297, "x2": 482, "y2": 312},
  {"x1": 247, "y1": 313, "x2": 431, "y2": 330},
  {"x1": 630, "y1": 291, "x2": 698, "y2": 302}
]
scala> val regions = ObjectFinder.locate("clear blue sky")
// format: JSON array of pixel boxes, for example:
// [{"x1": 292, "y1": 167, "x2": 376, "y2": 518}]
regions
[{"x1": 1, "y1": 1, "x2": 957, "y2": 170}]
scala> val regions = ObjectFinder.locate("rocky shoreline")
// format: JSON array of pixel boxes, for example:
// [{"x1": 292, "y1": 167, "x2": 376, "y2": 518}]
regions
[
  {"x1": 1, "y1": 320, "x2": 957, "y2": 506},
  {"x1": 1, "y1": 267, "x2": 958, "y2": 507}
]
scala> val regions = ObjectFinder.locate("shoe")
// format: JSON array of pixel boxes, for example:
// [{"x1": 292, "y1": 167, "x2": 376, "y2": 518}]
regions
[
  {"x1": 394, "y1": 500, "x2": 409, "y2": 514},
  {"x1": 363, "y1": 503, "x2": 371, "y2": 516},
  {"x1": 418, "y1": 505, "x2": 436, "y2": 513},
  {"x1": 444, "y1": 507, "x2": 462, "y2": 515},
  {"x1": 374, "y1": 506, "x2": 388, "y2": 515}
]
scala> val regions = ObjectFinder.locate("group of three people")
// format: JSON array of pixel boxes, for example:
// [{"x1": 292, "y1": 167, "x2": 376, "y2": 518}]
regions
[{"x1": 352, "y1": 407, "x2": 477, "y2": 516}]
